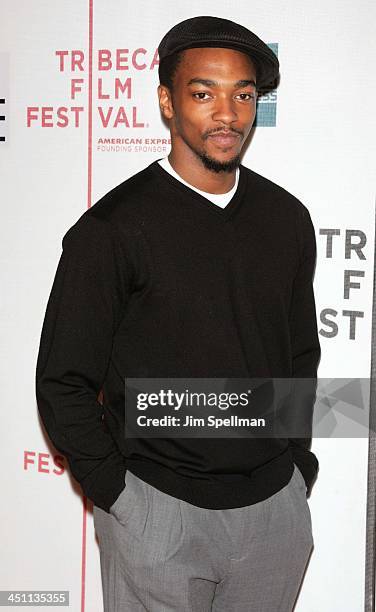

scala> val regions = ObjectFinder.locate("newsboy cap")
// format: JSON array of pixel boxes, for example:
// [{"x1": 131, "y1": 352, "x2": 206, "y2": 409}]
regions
[{"x1": 158, "y1": 15, "x2": 279, "y2": 90}]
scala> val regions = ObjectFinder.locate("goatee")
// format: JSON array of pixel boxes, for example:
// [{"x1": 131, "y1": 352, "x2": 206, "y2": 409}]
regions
[{"x1": 198, "y1": 151, "x2": 241, "y2": 173}]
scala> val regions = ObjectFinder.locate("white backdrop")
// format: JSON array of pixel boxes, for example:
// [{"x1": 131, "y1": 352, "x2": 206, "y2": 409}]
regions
[{"x1": 1, "y1": 1, "x2": 376, "y2": 610}]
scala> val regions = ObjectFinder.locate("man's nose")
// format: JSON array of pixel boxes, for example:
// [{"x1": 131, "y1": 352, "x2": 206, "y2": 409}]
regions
[{"x1": 212, "y1": 96, "x2": 238, "y2": 123}]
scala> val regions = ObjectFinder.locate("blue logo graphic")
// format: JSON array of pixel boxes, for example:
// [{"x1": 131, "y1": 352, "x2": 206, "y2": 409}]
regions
[{"x1": 255, "y1": 43, "x2": 278, "y2": 128}]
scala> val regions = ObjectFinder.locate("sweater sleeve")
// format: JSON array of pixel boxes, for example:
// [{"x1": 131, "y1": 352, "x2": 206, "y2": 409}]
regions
[
  {"x1": 287, "y1": 205, "x2": 321, "y2": 495},
  {"x1": 35, "y1": 213, "x2": 130, "y2": 512}
]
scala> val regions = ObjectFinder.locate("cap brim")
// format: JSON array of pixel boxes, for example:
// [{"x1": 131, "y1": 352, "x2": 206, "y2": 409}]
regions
[{"x1": 161, "y1": 39, "x2": 279, "y2": 89}]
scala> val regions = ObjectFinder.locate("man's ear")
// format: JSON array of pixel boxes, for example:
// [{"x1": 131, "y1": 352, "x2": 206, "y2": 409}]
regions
[{"x1": 157, "y1": 84, "x2": 174, "y2": 120}]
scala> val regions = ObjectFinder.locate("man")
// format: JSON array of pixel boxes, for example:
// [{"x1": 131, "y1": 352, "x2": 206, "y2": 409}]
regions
[{"x1": 36, "y1": 15, "x2": 320, "y2": 612}]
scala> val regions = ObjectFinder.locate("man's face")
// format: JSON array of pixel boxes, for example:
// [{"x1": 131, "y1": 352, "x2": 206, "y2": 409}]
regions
[{"x1": 158, "y1": 47, "x2": 258, "y2": 173}]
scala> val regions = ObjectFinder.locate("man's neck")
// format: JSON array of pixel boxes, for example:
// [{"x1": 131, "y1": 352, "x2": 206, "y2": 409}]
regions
[{"x1": 167, "y1": 152, "x2": 237, "y2": 195}]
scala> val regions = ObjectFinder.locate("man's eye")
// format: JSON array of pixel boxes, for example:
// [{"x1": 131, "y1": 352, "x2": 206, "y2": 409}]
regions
[
  {"x1": 237, "y1": 93, "x2": 256, "y2": 100},
  {"x1": 192, "y1": 92, "x2": 210, "y2": 100}
]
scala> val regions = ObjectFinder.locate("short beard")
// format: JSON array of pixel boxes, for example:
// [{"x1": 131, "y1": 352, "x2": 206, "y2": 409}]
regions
[
  {"x1": 174, "y1": 126, "x2": 242, "y2": 173},
  {"x1": 197, "y1": 150, "x2": 242, "y2": 173}
]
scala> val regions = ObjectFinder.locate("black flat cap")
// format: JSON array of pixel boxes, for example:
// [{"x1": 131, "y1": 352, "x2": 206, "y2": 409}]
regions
[{"x1": 158, "y1": 15, "x2": 279, "y2": 90}]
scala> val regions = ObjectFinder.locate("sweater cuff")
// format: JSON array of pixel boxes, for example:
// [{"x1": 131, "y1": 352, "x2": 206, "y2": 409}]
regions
[
  {"x1": 288, "y1": 443, "x2": 319, "y2": 495},
  {"x1": 81, "y1": 452, "x2": 127, "y2": 513}
]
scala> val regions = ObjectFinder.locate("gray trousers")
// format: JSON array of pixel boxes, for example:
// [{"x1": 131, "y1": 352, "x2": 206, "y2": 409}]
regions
[{"x1": 93, "y1": 464, "x2": 314, "y2": 611}]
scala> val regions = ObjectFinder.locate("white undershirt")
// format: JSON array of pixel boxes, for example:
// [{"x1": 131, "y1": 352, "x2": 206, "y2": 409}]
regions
[{"x1": 157, "y1": 156, "x2": 239, "y2": 208}]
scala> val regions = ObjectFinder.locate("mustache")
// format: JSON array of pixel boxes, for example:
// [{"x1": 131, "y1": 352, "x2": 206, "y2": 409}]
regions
[{"x1": 205, "y1": 129, "x2": 243, "y2": 138}]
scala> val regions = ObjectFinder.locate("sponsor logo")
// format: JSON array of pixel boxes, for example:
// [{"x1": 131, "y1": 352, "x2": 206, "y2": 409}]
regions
[{"x1": 255, "y1": 43, "x2": 278, "y2": 128}]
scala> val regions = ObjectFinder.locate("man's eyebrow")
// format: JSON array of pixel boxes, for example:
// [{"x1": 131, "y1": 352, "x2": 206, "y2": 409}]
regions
[{"x1": 186, "y1": 78, "x2": 257, "y2": 88}]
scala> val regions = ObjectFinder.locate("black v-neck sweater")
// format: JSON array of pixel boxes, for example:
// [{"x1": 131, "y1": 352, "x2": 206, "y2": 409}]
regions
[{"x1": 35, "y1": 159, "x2": 321, "y2": 513}]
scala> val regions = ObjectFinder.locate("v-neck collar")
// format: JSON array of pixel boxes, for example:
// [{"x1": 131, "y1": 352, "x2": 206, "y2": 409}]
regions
[{"x1": 149, "y1": 158, "x2": 248, "y2": 222}]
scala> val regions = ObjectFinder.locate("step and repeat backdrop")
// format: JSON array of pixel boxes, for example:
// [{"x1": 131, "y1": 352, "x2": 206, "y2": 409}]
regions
[{"x1": 1, "y1": 1, "x2": 376, "y2": 610}]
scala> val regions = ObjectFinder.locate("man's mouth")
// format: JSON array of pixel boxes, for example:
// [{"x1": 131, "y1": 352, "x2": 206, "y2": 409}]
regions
[{"x1": 208, "y1": 132, "x2": 240, "y2": 147}]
